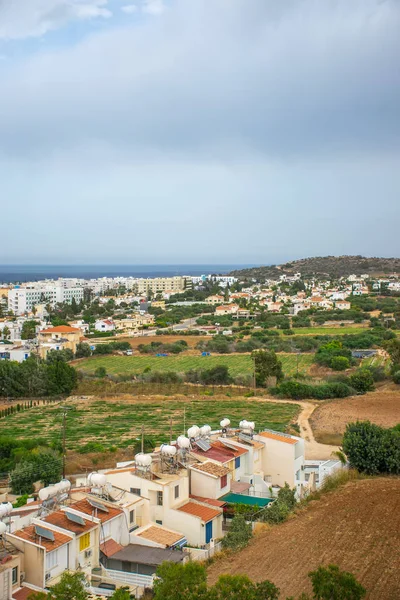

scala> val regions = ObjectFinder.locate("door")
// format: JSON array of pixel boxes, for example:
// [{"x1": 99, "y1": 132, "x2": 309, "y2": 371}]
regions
[{"x1": 205, "y1": 520, "x2": 213, "y2": 544}]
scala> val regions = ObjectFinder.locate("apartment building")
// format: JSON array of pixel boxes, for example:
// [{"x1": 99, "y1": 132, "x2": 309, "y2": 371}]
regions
[
  {"x1": 135, "y1": 277, "x2": 189, "y2": 295},
  {"x1": 8, "y1": 284, "x2": 83, "y2": 315},
  {"x1": 37, "y1": 325, "x2": 82, "y2": 358}
]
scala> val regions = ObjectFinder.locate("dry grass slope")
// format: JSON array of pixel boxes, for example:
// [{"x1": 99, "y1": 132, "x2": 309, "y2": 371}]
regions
[{"x1": 208, "y1": 478, "x2": 400, "y2": 599}]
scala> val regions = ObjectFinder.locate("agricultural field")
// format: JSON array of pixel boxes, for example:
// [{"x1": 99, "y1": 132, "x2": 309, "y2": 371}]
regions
[
  {"x1": 208, "y1": 477, "x2": 400, "y2": 599},
  {"x1": 290, "y1": 326, "x2": 368, "y2": 336},
  {"x1": 310, "y1": 388, "x2": 400, "y2": 445},
  {"x1": 0, "y1": 396, "x2": 300, "y2": 452},
  {"x1": 75, "y1": 353, "x2": 314, "y2": 378}
]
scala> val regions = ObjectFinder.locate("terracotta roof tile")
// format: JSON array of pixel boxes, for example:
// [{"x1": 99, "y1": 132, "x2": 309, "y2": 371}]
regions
[
  {"x1": 70, "y1": 498, "x2": 123, "y2": 523},
  {"x1": 136, "y1": 525, "x2": 184, "y2": 547},
  {"x1": 11, "y1": 524, "x2": 72, "y2": 551},
  {"x1": 258, "y1": 431, "x2": 298, "y2": 445},
  {"x1": 177, "y1": 501, "x2": 221, "y2": 522},
  {"x1": 40, "y1": 326, "x2": 80, "y2": 334},
  {"x1": 13, "y1": 587, "x2": 38, "y2": 600},
  {"x1": 191, "y1": 461, "x2": 230, "y2": 478},
  {"x1": 100, "y1": 538, "x2": 124, "y2": 557},
  {"x1": 43, "y1": 510, "x2": 98, "y2": 535},
  {"x1": 190, "y1": 495, "x2": 226, "y2": 507}
]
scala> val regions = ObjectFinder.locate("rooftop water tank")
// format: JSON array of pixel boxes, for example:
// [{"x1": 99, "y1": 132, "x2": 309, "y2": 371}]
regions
[
  {"x1": 160, "y1": 444, "x2": 177, "y2": 457},
  {"x1": 135, "y1": 453, "x2": 153, "y2": 467},
  {"x1": 187, "y1": 426, "x2": 200, "y2": 439},
  {"x1": 177, "y1": 435, "x2": 191, "y2": 449}
]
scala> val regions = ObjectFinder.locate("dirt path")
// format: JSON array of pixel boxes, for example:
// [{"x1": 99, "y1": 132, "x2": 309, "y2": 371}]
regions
[{"x1": 254, "y1": 396, "x2": 339, "y2": 460}]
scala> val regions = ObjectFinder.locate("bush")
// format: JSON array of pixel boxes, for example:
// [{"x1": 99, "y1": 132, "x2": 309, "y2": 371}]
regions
[
  {"x1": 260, "y1": 483, "x2": 296, "y2": 525},
  {"x1": 342, "y1": 421, "x2": 400, "y2": 475},
  {"x1": 393, "y1": 371, "x2": 400, "y2": 384},
  {"x1": 330, "y1": 356, "x2": 350, "y2": 371},
  {"x1": 95, "y1": 366, "x2": 107, "y2": 378},
  {"x1": 348, "y1": 369, "x2": 375, "y2": 394},
  {"x1": 270, "y1": 380, "x2": 354, "y2": 400},
  {"x1": 221, "y1": 514, "x2": 252, "y2": 551}
]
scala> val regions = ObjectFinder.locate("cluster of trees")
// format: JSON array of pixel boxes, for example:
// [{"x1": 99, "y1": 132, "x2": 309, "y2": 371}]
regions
[
  {"x1": 342, "y1": 421, "x2": 400, "y2": 475},
  {"x1": 10, "y1": 449, "x2": 62, "y2": 494},
  {"x1": 152, "y1": 561, "x2": 366, "y2": 600},
  {"x1": 28, "y1": 573, "x2": 134, "y2": 600},
  {"x1": 272, "y1": 368, "x2": 375, "y2": 400},
  {"x1": 138, "y1": 340, "x2": 188, "y2": 355},
  {"x1": 385, "y1": 338, "x2": 400, "y2": 384},
  {"x1": 314, "y1": 341, "x2": 353, "y2": 370},
  {"x1": 0, "y1": 357, "x2": 77, "y2": 398}
]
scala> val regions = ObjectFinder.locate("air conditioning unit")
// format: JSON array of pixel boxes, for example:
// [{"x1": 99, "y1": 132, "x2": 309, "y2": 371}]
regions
[
  {"x1": 45, "y1": 573, "x2": 51, "y2": 582},
  {"x1": 20, "y1": 572, "x2": 25, "y2": 584},
  {"x1": 84, "y1": 549, "x2": 92, "y2": 558}
]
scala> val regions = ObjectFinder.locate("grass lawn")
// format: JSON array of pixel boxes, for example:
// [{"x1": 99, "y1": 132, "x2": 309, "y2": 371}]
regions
[
  {"x1": 76, "y1": 353, "x2": 314, "y2": 378},
  {"x1": 0, "y1": 396, "x2": 300, "y2": 450}
]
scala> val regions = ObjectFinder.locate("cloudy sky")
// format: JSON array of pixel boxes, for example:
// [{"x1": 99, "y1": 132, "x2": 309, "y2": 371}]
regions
[{"x1": 0, "y1": 0, "x2": 399, "y2": 265}]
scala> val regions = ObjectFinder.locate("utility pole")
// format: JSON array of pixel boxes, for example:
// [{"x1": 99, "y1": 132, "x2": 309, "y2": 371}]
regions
[
  {"x1": 141, "y1": 424, "x2": 144, "y2": 454},
  {"x1": 252, "y1": 354, "x2": 256, "y2": 390},
  {"x1": 60, "y1": 407, "x2": 71, "y2": 479}
]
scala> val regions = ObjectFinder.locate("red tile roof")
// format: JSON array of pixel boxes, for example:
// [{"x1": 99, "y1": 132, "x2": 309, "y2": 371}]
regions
[
  {"x1": 43, "y1": 510, "x2": 98, "y2": 535},
  {"x1": 258, "y1": 431, "x2": 298, "y2": 445},
  {"x1": 100, "y1": 538, "x2": 124, "y2": 557},
  {"x1": 69, "y1": 498, "x2": 123, "y2": 523},
  {"x1": 177, "y1": 501, "x2": 221, "y2": 522},
  {"x1": 190, "y1": 495, "x2": 226, "y2": 507},
  {"x1": 191, "y1": 441, "x2": 245, "y2": 464},
  {"x1": 11, "y1": 524, "x2": 72, "y2": 551},
  {"x1": 13, "y1": 587, "x2": 38, "y2": 600},
  {"x1": 40, "y1": 326, "x2": 80, "y2": 334}
]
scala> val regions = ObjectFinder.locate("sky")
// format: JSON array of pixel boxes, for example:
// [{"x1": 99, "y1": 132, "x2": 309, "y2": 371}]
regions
[{"x1": 0, "y1": 0, "x2": 399, "y2": 265}]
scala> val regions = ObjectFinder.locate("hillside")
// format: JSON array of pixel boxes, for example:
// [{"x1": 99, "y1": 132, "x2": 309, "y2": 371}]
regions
[
  {"x1": 229, "y1": 255, "x2": 400, "y2": 280},
  {"x1": 208, "y1": 478, "x2": 400, "y2": 599}
]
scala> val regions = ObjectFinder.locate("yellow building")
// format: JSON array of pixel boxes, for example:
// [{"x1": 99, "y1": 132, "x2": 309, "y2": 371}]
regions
[{"x1": 38, "y1": 325, "x2": 82, "y2": 358}]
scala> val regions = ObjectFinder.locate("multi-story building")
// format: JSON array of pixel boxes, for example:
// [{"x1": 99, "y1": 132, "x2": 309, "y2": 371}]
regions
[
  {"x1": 37, "y1": 325, "x2": 82, "y2": 358},
  {"x1": 8, "y1": 284, "x2": 84, "y2": 315},
  {"x1": 135, "y1": 277, "x2": 189, "y2": 295}
]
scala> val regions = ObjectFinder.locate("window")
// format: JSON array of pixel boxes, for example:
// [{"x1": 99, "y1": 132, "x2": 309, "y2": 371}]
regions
[
  {"x1": 220, "y1": 474, "x2": 228, "y2": 489},
  {"x1": 156, "y1": 520, "x2": 163, "y2": 525},
  {"x1": 129, "y1": 510, "x2": 135, "y2": 524},
  {"x1": 157, "y1": 491, "x2": 163, "y2": 506},
  {"x1": 79, "y1": 532, "x2": 90, "y2": 552},
  {"x1": 130, "y1": 488, "x2": 141, "y2": 496},
  {"x1": 12, "y1": 567, "x2": 18, "y2": 585},
  {"x1": 235, "y1": 457, "x2": 241, "y2": 469},
  {"x1": 46, "y1": 551, "x2": 58, "y2": 571},
  {"x1": 174, "y1": 485, "x2": 179, "y2": 499}
]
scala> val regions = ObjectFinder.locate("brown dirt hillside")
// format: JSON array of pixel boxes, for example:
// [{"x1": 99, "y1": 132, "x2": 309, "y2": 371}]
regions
[{"x1": 208, "y1": 478, "x2": 400, "y2": 599}]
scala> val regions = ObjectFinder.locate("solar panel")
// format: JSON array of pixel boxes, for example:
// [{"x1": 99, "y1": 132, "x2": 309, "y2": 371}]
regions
[
  {"x1": 35, "y1": 525, "x2": 55, "y2": 542},
  {"x1": 88, "y1": 498, "x2": 109, "y2": 513},
  {"x1": 65, "y1": 511, "x2": 85, "y2": 526},
  {"x1": 195, "y1": 439, "x2": 211, "y2": 452},
  {"x1": 239, "y1": 432, "x2": 253, "y2": 444}
]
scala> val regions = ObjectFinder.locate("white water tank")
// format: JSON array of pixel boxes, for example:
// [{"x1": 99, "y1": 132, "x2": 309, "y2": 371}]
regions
[
  {"x1": 88, "y1": 472, "x2": 107, "y2": 487},
  {"x1": 177, "y1": 436, "x2": 191, "y2": 449},
  {"x1": 220, "y1": 418, "x2": 230, "y2": 429},
  {"x1": 0, "y1": 522, "x2": 7, "y2": 535},
  {"x1": 135, "y1": 453, "x2": 153, "y2": 467},
  {"x1": 187, "y1": 426, "x2": 200, "y2": 439},
  {"x1": 200, "y1": 425, "x2": 211, "y2": 437},
  {"x1": 0, "y1": 503, "x2": 12, "y2": 518},
  {"x1": 160, "y1": 444, "x2": 177, "y2": 457}
]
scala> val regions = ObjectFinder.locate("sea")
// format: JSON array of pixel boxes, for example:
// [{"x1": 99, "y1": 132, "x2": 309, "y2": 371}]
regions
[{"x1": 0, "y1": 264, "x2": 256, "y2": 284}]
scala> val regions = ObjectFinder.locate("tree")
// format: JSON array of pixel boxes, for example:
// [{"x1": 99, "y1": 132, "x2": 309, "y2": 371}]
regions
[
  {"x1": 330, "y1": 356, "x2": 350, "y2": 371},
  {"x1": 29, "y1": 572, "x2": 89, "y2": 600},
  {"x1": 153, "y1": 561, "x2": 207, "y2": 600},
  {"x1": 2, "y1": 325, "x2": 11, "y2": 340},
  {"x1": 110, "y1": 587, "x2": 134, "y2": 600},
  {"x1": 221, "y1": 514, "x2": 252, "y2": 551},
  {"x1": 256, "y1": 580, "x2": 280, "y2": 600},
  {"x1": 10, "y1": 450, "x2": 62, "y2": 494},
  {"x1": 46, "y1": 361, "x2": 77, "y2": 395},
  {"x1": 21, "y1": 320, "x2": 38, "y2": 340},
  {"x1": 252, "y1": 349, "x2": 284, "y2": 387},
  {"x1": 75, "y1": 342, "x2": 92, "y2": 358},
  {"x1": 342, "y1": 421, "x2": 400, "y2": 475},
  {"x1": 309, "y1": 564, "x2": 366, "y2": 600},
  {"x1": 210, "y1": 574, "x2": 256, "y2": 600},
  {"x1": 384, "y1": 338, "x2": 400, "y2": 368},
  {"x1": 46, "y1": 349, "x2": 74, "y2": 364}
]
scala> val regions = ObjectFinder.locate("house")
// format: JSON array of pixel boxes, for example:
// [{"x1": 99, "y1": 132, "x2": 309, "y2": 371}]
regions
[
  {"x1": 0, "y1": 538, "x2": 24, "y2": 600},
  {"x1": 132, "y1": 523, "x2": 186, "y2": 549},
  {"x1": 189, "y1": 461, "x2": 231, "y2": 500},
  {"x1": 215, "y1": 304, "x2": 238, "y2": 316},
  {"x1": 170, "y1": 500, "x2": 223, "y2": 546},
  {"x1": 205, "y1": 295, "x2": 224, "y2": 305},
  {"x1": 0, "y1": 345, "x2": 31, "y2": 363},
  {"x1": 335, "y1": 301, "x2": 351, "y2": 310},
  {"x1": 254, "y1": 430, "x2": 306, "y2": 494},
  {"x1": 37, "y1": 325, "x2": 81, "y2": 358},
  {"x1": 94, "y1": 319, "x2": 115, "y2": 332}
]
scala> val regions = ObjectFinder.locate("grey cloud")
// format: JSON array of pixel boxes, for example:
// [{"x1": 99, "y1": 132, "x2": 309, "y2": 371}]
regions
[{"x1": 0, "y1": 0, "x2": 399, "y2": 160}]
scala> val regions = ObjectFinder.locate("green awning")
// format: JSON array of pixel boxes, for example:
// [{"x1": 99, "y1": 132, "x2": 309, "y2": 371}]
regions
[{"x1": 220, "y1": 493, "x2": 274, "y2": 507}]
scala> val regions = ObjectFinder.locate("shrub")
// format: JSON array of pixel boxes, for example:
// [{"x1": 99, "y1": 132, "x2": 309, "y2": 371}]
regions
[
  {"x1": 221, "y1": 514, "x2": 252, "y2": 551},
  {"x1": 348, "y1": 369, "x2": 375, "y2": 394},
  {"x1": 330, "y1": 356, "x2": 350, "y2": 371},
  {"x1": 342, "y1": 421, "x2": 400, "y2": 475},
  {"x1": 393, "y1": 371, "x2": 400, "y2": 384},
  {"x1": 95, "y1": 366, "x2": 107, "y2": 378}
]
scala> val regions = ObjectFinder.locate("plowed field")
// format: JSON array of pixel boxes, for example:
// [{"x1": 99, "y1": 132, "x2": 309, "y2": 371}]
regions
[{"x1": 208, "y1": 478, "x2": 400, "y2": 599}]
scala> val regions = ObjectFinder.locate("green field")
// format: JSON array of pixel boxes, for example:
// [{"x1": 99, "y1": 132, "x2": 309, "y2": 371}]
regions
[
  {"x1": 290, "y1": 326, "x2": 368, "y2": 336},
  {"x1": 0, "y1": 397, "x2": 300, "y2": 450},
  {"x1": 76, "y1": 353, "x2": 314, "y2": 378}
]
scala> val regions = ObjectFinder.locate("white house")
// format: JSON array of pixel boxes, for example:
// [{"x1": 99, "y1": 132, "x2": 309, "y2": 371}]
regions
[
  {"x1": 189, "y1": 461, "x2": 231, "y2": 500},
  {"x1": 0, "y1": 345, "x2": 31, "y2": 362},
  {"x1": 94, "y1": 319, "x2": 115, "y2": 332}
]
